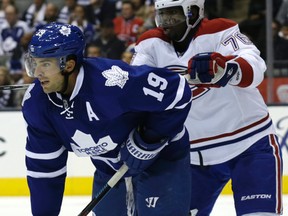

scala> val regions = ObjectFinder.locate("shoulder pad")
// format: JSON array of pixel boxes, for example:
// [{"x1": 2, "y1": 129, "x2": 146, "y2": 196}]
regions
[
  {"x1": 195, "y1": 18, "x2": 238, "y2": 37},
  {"x1": 136, "y1": 28, "x2": 169, "y2": 45}
]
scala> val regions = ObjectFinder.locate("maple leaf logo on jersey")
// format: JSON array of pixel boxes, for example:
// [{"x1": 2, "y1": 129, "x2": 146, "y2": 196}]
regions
[{"x1": 102, "y1": 65, "x2": 129, "y2": 89}]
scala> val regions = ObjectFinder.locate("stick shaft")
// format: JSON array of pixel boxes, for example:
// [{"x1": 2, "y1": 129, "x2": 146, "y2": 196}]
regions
[
  {"x1": 0, "y1": 84, "x2": 31, "y2": 90},
  {"x1": 78, "y1": 164, "x2": 129, "y2": 216}
]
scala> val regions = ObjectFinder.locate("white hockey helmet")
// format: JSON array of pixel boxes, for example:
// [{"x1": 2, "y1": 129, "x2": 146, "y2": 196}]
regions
[{"x1": 154, "y1": 0, "x2": 205, "y2": 20}]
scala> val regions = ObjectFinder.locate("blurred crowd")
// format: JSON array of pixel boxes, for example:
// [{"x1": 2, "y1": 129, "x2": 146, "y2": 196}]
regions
[
  {"x1": 0, "y1": 0, "x2": 155, "y2": 109},
  {"x1": 206, "y1": 0, "x2": 288, "y2": 62},
  {"x1": 0, "y1": 0, "x2": 288, "y2": 109}
]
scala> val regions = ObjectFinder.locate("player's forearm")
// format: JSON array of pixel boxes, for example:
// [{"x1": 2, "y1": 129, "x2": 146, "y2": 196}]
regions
[
  {"x1": 28, "y1": 176, "x2": 65, "y2": 216},
  {"x1": 233, "y1": 53, "x2": 266, "y2": 88}
]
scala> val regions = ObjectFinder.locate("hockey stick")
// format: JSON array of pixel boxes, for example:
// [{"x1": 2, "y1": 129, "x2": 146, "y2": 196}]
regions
[
  {"x1": 0, "y1": 84, "x2": 31, "y2": 90},
  {"x1": 78, "y1": 163, "x2": 129, "y2": 216}
]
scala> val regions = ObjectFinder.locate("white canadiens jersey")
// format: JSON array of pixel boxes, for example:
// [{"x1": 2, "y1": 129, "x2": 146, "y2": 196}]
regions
[{"x1": 131, "y1": 18, "x2": 276, "y2": 165}]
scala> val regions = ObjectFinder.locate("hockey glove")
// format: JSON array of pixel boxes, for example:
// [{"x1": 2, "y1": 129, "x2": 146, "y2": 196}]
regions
[
  {"x1": 120, "y1": 129, "x2": 168, "y2": 175},
  {"x1": 187, "y1": 52, "x2": 239, "y2": 87}
]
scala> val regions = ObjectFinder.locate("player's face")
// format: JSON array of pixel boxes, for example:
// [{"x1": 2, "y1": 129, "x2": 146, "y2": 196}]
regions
[
  {"x1": 155, "y1": 6, "x2": 187, "y2": 40},
  {"x1": 32, "y1": 58, "x2": 65, "y2": 93}
]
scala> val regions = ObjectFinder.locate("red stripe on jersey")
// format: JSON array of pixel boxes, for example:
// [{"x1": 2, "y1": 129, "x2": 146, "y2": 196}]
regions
[
  {"x1": 190, "y1": 113, "x2": 270, "y2": 144},
  {"x1": 235, "y1": 57, "x2": 254, "y2": 87},
  {"x1": 269, "y1": 134, "x2": 283, "y2": 214}
]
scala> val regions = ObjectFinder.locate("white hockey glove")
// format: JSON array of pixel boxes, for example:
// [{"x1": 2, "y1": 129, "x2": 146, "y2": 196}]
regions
[
  {"x1": 187, "y1": 52, "x2": 240, "y2": 87},
  {"x1": 119, "y1": 129, "x2": 168, "y2": 175}
]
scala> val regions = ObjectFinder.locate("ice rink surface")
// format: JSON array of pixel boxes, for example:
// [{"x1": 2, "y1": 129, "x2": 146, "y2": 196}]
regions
[{"x1": 0, "y1": 195, "x2": 287, "y2": 215}]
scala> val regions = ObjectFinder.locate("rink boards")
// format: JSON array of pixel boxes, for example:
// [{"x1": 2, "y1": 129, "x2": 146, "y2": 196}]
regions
[{"x1": 0, "y1": 106, "x2": 287, "y2": 196}]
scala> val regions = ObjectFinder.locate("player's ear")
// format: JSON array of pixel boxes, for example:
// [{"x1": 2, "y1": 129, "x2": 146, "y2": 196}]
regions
[{"x1": 65, "y1": 59, "x2": 76, "y2": 72}]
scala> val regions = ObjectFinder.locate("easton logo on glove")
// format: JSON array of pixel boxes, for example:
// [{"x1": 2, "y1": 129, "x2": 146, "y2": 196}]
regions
[{"x1": 217, "y1": 61, "x2": 239, "y2": 86}]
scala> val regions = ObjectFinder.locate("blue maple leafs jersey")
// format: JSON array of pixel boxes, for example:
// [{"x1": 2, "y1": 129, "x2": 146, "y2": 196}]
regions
[{"x1": 22, "y1": 58, "x2": 192, "y2": 215}]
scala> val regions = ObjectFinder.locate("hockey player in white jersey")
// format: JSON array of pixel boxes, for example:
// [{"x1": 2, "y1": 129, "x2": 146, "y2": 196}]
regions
[
  {"x1": 22, "y1": 22, "x2": 192, "y2": 216},
  {"x1": 131, "y1": 0, "x2": 283, "y2": 215}
]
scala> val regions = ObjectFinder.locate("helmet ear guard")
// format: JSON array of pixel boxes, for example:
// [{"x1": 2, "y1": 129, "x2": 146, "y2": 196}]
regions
[
  {"x1": 187, "y1": 5, "x2": 202, "y2": 25},
  {"x1": 187, "y1": 5, "x2": 193, "y2": 18}
]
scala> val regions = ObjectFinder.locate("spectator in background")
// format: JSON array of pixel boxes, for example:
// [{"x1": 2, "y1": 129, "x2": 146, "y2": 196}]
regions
[
  {"x1": 20, "y1": 31, "x2": 33, "y2": 55},
  {"x1": 85, "y1": 0, "x2": 117, "y2": 35},
  {"x1": 13, "y1": 69, "x2": 35, "y2": 108},
  {"x1": 114, "y1": 0, "x2": 154, "y2": 16},
  {"x1": 113, "y1": 0, "x2": 144, "y2": 46},
  {"x1": 276, "y1": 0, "x2": 288, "y2": 25},
  {"x1": 0, "y1": 0, "x2": 14, "y2": 26},
  {"x1": 18, "y1": 2, "x2": 58, "y2": 57},
  {"x1": 1, "y1": 4, "x2": 33, "y2": 82},
  {"x1": 93, "y1": 19, "x2": 126, "y2": 59},
  {"x1": 41, "y1": 2, "x2": 59, "y2": 25},
  {"x1": 77, "y1": 0, "x2": 90, "y2": 6},
  {"x1": 70, "y1": 4, "x2": 95, "y2": 44},
  {"x1": 247, "y1": 0, "x2": 282, "y2": 18},
  {"x1": 239, "y1": 0, "x2": 283, "y2": 60},
  {"x1": 33, "y1": 2, "x2": 59, "y2": 30},
  {"x1": 204, "y1": 0, "x2": 220, "y2": 19},
  {"x1": 85, "y1": 43, "x2": 102, "y2": 57},
  {"x1": 131, "y1": 0, "x2": 152, "y2": 20},
  {"x1": 114, "y1": 0, "x2": 123, "y2": 16},
  {"x1": 275, "y1": 22, "x2": 288, "y2": 59},
  {"x1": 274, "y1": 21, "x2": 288, "y2": 75},
  {"x1": 57, "y1": 0, "x2": 77, "y2": 24},
  {"x1": 21, "y1": 0, "x2": 46, "y2": 29},
  {"x1": 0, "y1": 66, "x2": 15, "y2": 109},
  {"x1": 121, "y1": 50, "x2": 133, "y2": 64},
  {"x1": 239, "y1": 0, "x2": 267, "y2": 56},
  {"x1": 0, "y1": 0, "x2": 15, "y2": 60},
  {"x1": 137, "y1": 3, "x2": 156, "y2": 35}
]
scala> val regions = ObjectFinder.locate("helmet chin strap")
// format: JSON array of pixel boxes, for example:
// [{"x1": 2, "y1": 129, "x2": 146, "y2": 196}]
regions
[
  {"x1": 176, "y1": 17, "x2": 203, "y2": 42},
  {"x1": 59, "y1": 69, "x2": 74, "y2": 94}
]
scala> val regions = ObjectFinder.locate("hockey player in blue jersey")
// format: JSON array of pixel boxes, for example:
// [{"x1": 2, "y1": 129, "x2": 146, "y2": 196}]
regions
[{"x1": 22, "y1": 22, "x2": 192, "y2": 216}]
